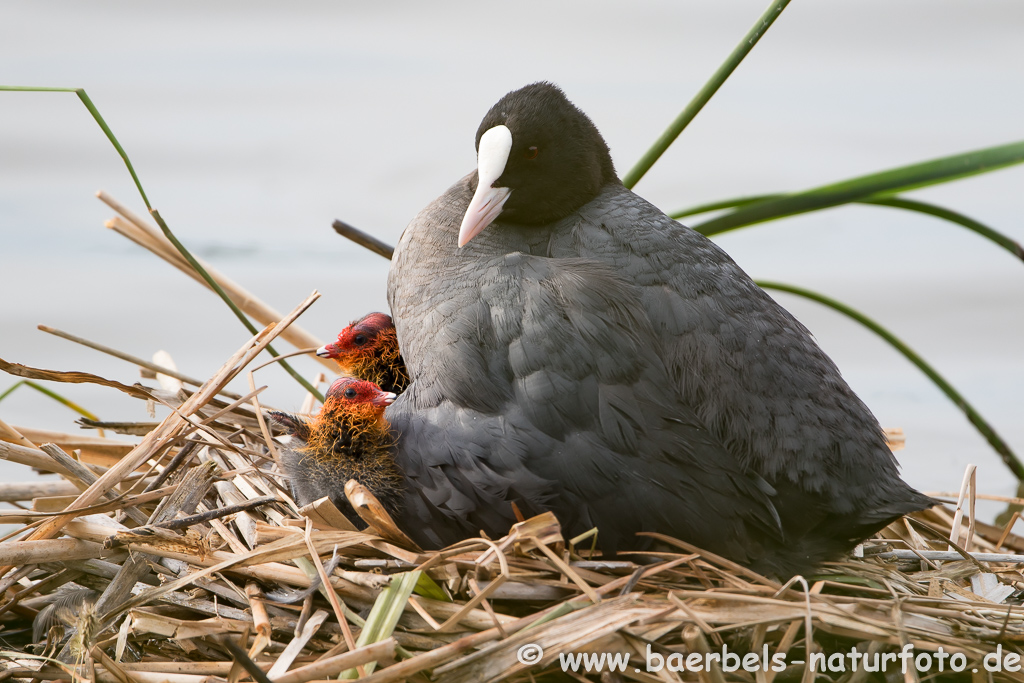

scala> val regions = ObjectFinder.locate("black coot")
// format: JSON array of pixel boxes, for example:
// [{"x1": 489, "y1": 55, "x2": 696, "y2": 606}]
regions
[{"x1": 386, "y1": 82, "x2": 934, "y2": 577}]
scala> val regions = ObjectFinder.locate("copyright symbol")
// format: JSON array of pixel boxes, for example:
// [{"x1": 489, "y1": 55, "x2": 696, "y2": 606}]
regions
[{"x1": 517, "y1": 643, "x2": 543, "y2": 666}]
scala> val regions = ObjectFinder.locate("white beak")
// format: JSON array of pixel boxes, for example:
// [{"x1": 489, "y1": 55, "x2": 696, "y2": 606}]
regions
[{"x1": 458, "y1": 125, "x2": 513, "y2": 247}]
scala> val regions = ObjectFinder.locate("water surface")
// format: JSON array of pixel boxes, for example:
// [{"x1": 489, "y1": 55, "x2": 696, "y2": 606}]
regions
[{"x1": 1, "y1": 0, "x2": 1022, "y2": 519}]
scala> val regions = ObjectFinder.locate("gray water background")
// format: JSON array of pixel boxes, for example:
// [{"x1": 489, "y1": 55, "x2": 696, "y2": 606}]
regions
[{"x1": 1, "y1": 1, "x2": 1023, "y2": 519}]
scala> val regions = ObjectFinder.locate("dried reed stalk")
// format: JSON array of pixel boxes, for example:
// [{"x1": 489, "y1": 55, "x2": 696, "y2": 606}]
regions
[
  {"x1": 0, "y1": 292, "x2": 319, "y2": 565},
  {"x1": 5, "y1": 294, "x2": 1024, "y2": 683},
  {"x1": 98, "y1": 191, "x2": 335, "y2": 371}
]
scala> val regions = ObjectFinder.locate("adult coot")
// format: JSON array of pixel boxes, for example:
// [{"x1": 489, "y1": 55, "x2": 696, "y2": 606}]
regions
[{"x1": 386, "y1": 82, "x2": 934, "y2": 576}]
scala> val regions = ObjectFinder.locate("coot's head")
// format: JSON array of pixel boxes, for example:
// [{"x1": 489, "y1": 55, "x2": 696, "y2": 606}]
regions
[
  {"x1": 318, "y1": 313, "x2": 396, "y2": 366},
  {"x1": 324, "y1": 377, "x2": 397, "y2": 410},
  {"x1": 459, "y1": 82, "x2": 617, "y2": 247},
  {"x1": 317, "y1": 313, "x2": 408, "y2": 394},
  {"x1": 269, "y1": 377, "x2": 395, "y2": 442}
]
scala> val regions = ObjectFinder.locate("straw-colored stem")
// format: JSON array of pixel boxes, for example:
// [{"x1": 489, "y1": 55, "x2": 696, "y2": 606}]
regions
[
  {"x1": 2, "y1": 292, "x2": 320, "y2": 563},
  {"x1": 0, "y1": 538, "x2": 111, "y2": 565},
  {"x1": 99, "y1": 193, "x2": 334, "y2": 370},
  {"x1": 37, "y1": 325, "x2": 244, "y2": 402},
  {"x1": 0, "y1": 417, "x2": 36, "y2": 449},
  {"x1": 273, "y1": 639, "x2": 396, "y2": 683}
]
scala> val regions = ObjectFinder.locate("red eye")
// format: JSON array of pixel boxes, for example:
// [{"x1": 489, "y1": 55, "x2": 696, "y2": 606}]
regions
[{"x1": 524, "y1": 146, "x2": 539, "y2": 160}]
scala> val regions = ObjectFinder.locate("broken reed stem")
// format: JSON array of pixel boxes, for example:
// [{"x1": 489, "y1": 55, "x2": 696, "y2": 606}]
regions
[
  {"x1": 153, "y1": 496, "x2": 276, "y2": 531},
  {"x1": 0, "y1": 291, "x2": 320, "y2": 572},
  {"x1": 37, "y1": 325, "x2": 244, "y2": 401},
  {"x1": 303, "y1": 520, "x2": 366, "y2": 677},
  {"x1": 0, "y1": 439, "x2": 78, "y2": 478},
  {"x1": 1, "y1": 538, "x2": 110, "y2": 565},
  {"x1": 98, "y1": 192, "x2": 334, "y2": 372},
  {"x1": 331, "y1": 219, "x2": 395, "y2": 260},
  {"x1": 143, "y1": 441, "x2": 199, "y2": 493},
  {"x1": 273, "y1": 640, "x2": 396, "y2": 683},
  {"x1": 950, "y1": 464, "x2": 978, "y2": 552},
  {"x1": 248, "y1": 372, "x2": 282, "y2": 467},
  {"x1": 244, "y1": 582, "x2": 272, "y2": 657},
  {"x1": 0, "y1": 417, "x2": 36, "y2": 449}
]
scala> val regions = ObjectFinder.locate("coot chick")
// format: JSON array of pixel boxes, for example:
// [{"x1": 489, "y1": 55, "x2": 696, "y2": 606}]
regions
[
  {"x1": 271, "y1": 377, "x2": 403, "y2": 527},
  {"x1": 317, "y1": 312, "x2": 409, "y2": 394},
  {"x1": 387, "y1": 82, "x2": 934, "y2": 577}
]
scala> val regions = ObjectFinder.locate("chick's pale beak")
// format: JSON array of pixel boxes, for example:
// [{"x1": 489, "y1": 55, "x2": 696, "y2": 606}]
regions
[
  {"x1": 459, "y1": 125, "x2": 513, "y2": 247},
  {"x1": 316, "y1": 344, "x2": 334, "y2": 358},
  {"x1": 377, "y1": 392, "x2": 398, "y2": 407}
]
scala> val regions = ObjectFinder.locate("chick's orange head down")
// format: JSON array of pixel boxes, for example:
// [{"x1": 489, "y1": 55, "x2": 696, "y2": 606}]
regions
[{"x1": 318, "y1": 313, "x2": 396, "y2": 367}]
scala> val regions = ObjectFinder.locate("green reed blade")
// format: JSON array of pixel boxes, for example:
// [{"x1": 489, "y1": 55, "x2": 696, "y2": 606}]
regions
[
  {"x1": 622, "y1": 0, "x2": 792, "y2": 189},
  {"x1": 1, "y1": 86, "x2": 323, "y2": 402},
  {"x1": 694, "y1": 140, "x2": 1024, "y2": 235},
  {"x1": 758, "y1": 280, "x2": 1024, "y2": 480}
]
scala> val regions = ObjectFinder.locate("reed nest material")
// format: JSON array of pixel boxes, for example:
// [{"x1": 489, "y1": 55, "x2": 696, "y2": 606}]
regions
[{"x1": 3, "y1": 331, "x2": 1024, "y2": 683}]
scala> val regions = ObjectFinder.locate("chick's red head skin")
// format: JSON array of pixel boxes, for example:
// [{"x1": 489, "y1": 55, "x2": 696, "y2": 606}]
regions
[
  {"x1": 320, "y1": 313, "x2": 396, "y2": 367},
  {"x1": 323, "y1": 376, "x2": 395, "y2": 417},
  {"x1": 281, "y1": 377, "x2": 403, "y2": 516},
  {"x1": 318, "y1": 312, "x2": 407, "y2": 393}
]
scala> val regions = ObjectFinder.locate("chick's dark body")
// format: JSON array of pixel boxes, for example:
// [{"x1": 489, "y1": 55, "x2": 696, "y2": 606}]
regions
[
  {"x1": 385, "y1": 84, "x2": 933, "y2": 577},
  {"x1": 271, "y1": 378, "x2": 403, "y2": 531},
  {"x1": 281, "y1": 420, "x2": 403, "y2": 528}
]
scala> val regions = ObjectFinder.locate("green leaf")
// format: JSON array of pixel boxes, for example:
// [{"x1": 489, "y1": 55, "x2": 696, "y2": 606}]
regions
[
  {"x1": 340, "y1": 570, "x2": 421, "y2": 678},
  {"x1": 672, "y1": 192, "x2": 1024, "y2": 263},
  {"x1": 758, "y1": 281, "x2": 1024, "y2": 480},
  {"x1": 0, "y1": 381, "x2": 22, "y2": 404},
  {"x1": 670, "y1": 194, "x2": 774, "y2": 220},
  {"x1": 0, "y1": 87, "x2": 150, "y2": 210},
  {"x1": 692, "y1": 140, "x2": 1024, "y2": 235},
  {"x1": 622, "y1": 0, "x2": 792, "y2": 189},
  {"x1": 861, "y1": 196, "x2": 1024, "y2": 262},
  {"x1": 0, "y1": 380, "x2": 100, "y2": 421},
  {"x1": 413, "y1": 571, "x2": 450, "y2": 602},
  {"x1": 294, "y1": 556, "x2": 365, "y2": 627}
]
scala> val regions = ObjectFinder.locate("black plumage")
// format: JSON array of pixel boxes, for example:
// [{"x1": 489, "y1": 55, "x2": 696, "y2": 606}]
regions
[{"x1": 385, "y1": 82, "x2": 934, "y2": 577}]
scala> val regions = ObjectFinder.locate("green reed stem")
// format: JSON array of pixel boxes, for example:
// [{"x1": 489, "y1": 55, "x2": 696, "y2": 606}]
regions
[
  {"x1": 758, "y1": 280, "x2": 1024, "y2": 481},
  {"x1": 622, "y1": 0, "x2": 792, "y2": 189},
  {"x1": 1, "y1": 85, "x2": 323, "y2": 402}
]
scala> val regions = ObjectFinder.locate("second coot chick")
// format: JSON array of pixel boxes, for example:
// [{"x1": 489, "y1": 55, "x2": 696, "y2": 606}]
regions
[
  {"x1": 271, "y1": 377, "x2": 403, "y2": 527},
  {"x1": 317, "y1": 313, "x2": 409, "y2": 394}
]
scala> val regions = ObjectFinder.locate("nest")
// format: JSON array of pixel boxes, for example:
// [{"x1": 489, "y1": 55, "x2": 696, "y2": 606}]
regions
[{"x1": 2, "y1": 195, "x2": 1024, "y2": 683}]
